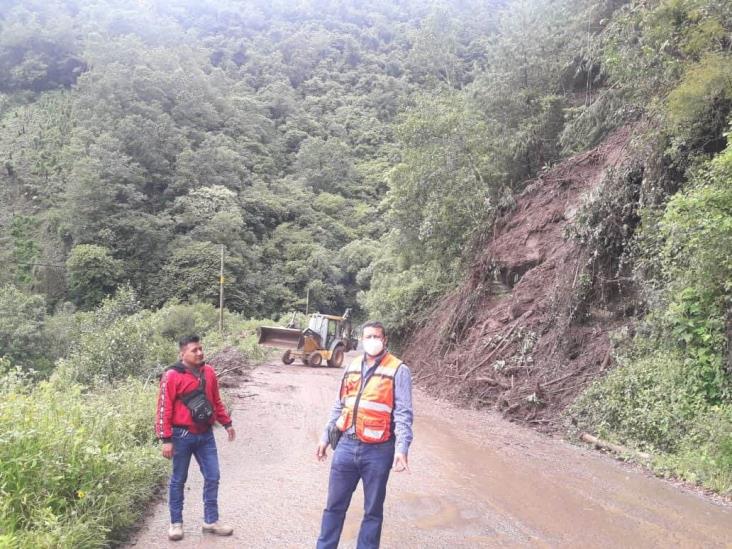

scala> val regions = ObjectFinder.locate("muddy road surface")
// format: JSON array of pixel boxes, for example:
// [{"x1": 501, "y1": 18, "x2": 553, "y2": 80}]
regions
[{"x1": 127, "y1": 354, "x2": 732, "y2": 548}]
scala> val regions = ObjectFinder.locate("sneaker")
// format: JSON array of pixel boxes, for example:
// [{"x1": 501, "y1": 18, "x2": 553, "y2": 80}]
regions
[
  {"x1": 202, "y1": 521, "x2": 234, "y2": 536},
  {"x1": 168, "y1": 523, "x2": 184, "y2": 541}
]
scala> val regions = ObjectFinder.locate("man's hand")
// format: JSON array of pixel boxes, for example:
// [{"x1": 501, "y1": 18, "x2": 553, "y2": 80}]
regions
[
  {"x1": 316, "y1": 442, "x2": 329, "y2": 462},
  {"x1": 393, "y1": 452, "x2": 409, "y2": 473},
  {"x1": 162, "y1": 442, "x2": 173, "y2": 459},
  {"x1": 226, "y1": 426, "x2": 236, "y2": 441}
]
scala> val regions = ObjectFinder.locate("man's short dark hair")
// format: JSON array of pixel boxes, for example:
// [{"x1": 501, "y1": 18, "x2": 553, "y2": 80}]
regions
[
  {"x1": 362, "y1": 321, "x2": 386, "y2": 338},
  {"x1": 179, "y1": 335, "x2": 201, "y2": 349}
]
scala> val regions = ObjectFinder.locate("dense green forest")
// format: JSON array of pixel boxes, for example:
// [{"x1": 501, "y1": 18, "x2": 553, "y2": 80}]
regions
[
  {"x1": 0, "y1": 0, "x2": 503, "y2": 321},
  {"x1": 0, "y1": 0, "x2": 627, "y2": 327},
  {"x1": 1, "y1": 0, "x2": 731, "y2": 545}
]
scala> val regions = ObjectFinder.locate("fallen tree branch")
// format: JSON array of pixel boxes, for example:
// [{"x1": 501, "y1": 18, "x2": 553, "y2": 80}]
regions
[
  {"x1": 414, "y1": 371, "x2": 437, "y2": 383},
  {"x1": 541, "y1": 354, "x2": 606, "y2": 392},
  {"x1": 478, "y1": 385, "x2": 501, "y2": 399},
  {"x1": 501, "y1": 402, "x2": 521, "y2": 416},
  {"x1": 462, "y1": 312, "x2": 531, "y2": 380},
  {"x1": 580, "y1": 433, "x2": 651, "y2": 460},
  {"x1": 541, "y1": 370, "x2": 577, "y2": 388},
  {"x1": 600, "y1": 349, "x2": 612, "y2": 370},
  {"x1": 218, "y1": 363, "x2": 252, "y2": 378}
]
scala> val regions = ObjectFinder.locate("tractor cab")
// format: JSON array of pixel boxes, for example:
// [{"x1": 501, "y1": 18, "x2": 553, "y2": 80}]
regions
[{"x1": 307, "y1": 313, "x2": 348, "y2": 350}]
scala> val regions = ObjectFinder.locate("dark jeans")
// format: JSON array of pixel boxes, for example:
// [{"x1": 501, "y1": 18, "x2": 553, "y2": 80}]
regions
[
  {"x1": 169, "y1": 427, "x2": 220, "y2": 524},
  {"x1": 317, "y1": 436, "x2": 395, "y2": 549}
]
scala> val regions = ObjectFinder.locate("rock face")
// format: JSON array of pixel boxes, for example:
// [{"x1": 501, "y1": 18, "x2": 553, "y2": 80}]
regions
[{"x1": 404, "y1": 128, "x2": 636, "y2": 429}]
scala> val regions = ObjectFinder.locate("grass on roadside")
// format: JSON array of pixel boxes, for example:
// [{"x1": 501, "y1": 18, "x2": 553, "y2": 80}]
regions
[
  {"x1": 0, "y1": 290, "x2": 275, "y2": 548},
  {"x1": 0, "y1": 371, "x2": 166, "y2": 548}
]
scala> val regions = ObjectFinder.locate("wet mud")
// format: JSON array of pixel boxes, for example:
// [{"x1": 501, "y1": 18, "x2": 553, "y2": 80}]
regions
[{"x1": 126, "y1": 354, "x2": 732, "y2": 548}]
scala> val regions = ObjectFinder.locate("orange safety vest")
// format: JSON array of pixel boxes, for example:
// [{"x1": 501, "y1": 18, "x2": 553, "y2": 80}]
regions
[{"x1": 335, "y1": 352, "x2": 402, "y2": 444}]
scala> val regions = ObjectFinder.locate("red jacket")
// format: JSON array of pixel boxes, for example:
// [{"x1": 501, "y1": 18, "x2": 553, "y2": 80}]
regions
[{"x1": 156, "y1": 362, "x2": 232, "y2": 442}]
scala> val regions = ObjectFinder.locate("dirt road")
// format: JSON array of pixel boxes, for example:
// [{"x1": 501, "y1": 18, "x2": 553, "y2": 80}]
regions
[{"x1": 127, "y1": 355, "x2": 732, "y2": 548}]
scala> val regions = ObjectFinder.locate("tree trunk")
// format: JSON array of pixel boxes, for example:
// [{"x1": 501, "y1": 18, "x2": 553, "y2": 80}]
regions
[{"x1": 726, "y1": 300, "x2": 732, "y2": 376}]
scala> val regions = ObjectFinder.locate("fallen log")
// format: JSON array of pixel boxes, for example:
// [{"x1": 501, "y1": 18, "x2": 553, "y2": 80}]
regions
[{"x1": 580, "y1": 433, "x2": 651, "y2": 460}]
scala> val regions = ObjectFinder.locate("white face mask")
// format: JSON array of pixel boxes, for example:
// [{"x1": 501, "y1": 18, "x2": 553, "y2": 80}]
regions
[{"x1": 362, "y1": 338, "x2": 384, "y2": 357}]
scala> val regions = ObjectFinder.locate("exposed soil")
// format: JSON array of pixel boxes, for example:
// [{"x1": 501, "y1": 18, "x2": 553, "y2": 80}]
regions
[
  {"x1": 404, "y1": 128, "x2": 638, "y2": 429},
  {"x1": 126, "y1": 356, "x2": 732, "y2": 548}
]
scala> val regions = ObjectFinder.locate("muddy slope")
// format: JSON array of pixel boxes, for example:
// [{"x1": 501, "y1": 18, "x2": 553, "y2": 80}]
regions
[{"x1": 404, "y1": 128, "x2": 636, "y2": 429}]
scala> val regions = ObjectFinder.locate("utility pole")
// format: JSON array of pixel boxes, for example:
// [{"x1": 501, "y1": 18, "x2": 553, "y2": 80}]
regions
[
  {"x1": 219, "y1": 245, "x2": 225, "y2": 334},
  {"x1": 305, "y1": 287, "x2": 310, "y2": 316}
]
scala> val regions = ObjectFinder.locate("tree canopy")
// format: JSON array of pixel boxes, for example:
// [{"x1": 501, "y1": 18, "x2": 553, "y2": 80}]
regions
[{"x1": 0, "y1": 0, "x2": 507, "y2": 318}]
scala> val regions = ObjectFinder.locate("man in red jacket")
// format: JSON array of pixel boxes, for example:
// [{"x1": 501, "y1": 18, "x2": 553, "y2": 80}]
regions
[{"x1": 156, "y1": 335, "x2": 236, "y2": 541}]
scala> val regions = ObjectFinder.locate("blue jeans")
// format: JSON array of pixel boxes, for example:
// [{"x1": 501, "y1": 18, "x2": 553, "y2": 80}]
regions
[
  {"x1": 317, "y1": 436, "x2": 395, "y2": 549},
  {"x1": 169, "y1": 427, "x2": 220, "y2": 524}
]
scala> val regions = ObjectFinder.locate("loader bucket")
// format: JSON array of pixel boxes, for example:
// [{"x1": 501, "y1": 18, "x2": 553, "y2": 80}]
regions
[{"x1": 257, "y1": 326, "x2": 302, "y2": 349}]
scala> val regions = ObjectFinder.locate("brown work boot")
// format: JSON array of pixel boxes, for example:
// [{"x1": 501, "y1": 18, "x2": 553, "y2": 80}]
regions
[
  {"x1": 168, "y1": 523, "x2": 184, "y2": 541},
  {"x1": 202, "y1": 521, "x2": 233, "y2": 536}
]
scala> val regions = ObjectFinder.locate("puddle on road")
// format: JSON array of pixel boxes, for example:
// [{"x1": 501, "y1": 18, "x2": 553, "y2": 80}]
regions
[
  {"x1": 383, "y1": 402, "x2": 732, "y2": 548},
  {"x1": 399, "y1": 493, "x2": 465, "y2": 529}
]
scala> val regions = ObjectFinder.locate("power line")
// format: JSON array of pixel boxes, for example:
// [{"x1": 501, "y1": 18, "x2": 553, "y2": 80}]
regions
[{"x1": 7, "y1": 260, "x2": 66, "y2": 269}]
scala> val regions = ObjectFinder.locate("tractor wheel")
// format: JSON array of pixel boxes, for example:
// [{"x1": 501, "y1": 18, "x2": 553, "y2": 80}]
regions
[
  {"x1": 308, "y1": 352, "x2": 323, "y2": 367},
  {"x1": 327, "y1": 346, "x2": 345, "y2": 368},
  {"x1": 282, "y1": 350, "x2": 295, "y2": 365}
]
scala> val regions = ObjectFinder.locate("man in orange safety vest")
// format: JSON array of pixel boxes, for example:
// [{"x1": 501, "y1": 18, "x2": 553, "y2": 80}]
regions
[{"x1": 315, "y1": 320, "x2": 414, "y2": 549}]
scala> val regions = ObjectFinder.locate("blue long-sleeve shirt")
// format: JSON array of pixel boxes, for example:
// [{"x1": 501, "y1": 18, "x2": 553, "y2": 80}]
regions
[{"x1": 321, "y1": 353, "x2": 414, "y2": 455}]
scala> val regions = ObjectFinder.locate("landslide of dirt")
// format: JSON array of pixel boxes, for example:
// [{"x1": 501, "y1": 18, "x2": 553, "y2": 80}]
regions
[{"x1": 404, "y1": 128, "x2": 636, "y2": 430}]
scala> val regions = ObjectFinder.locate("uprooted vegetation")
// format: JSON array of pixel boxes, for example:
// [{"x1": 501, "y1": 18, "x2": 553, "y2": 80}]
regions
[
  {"x1": 404, "y1": 128, "x2": 641, "y2": 428},
  {"x1": 407, "y1": 116, "x2": 731, "y2": 494},
  {"x1": 405, "y1": 0, "x2": 732, "y2": 495}
]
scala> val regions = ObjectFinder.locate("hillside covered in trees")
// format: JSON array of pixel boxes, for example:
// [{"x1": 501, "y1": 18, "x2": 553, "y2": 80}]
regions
[
  {"x1": 0, "y1": 0, "x2": 505, "y2": 319},
  {"x1": 1, "y1": 0, "x2": 731, "y2": 544}
]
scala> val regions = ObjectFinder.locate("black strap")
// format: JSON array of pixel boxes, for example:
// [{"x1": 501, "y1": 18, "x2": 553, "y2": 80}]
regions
[
  {"x1": 184, "y1": 366, "x2": 206, "y2": 393},
  {"x1": 166, "y1": 362, "x2": 207, "y2": 392},
  {"x1": 351, "y1": 354, "x2": 386, "y2": 423}
]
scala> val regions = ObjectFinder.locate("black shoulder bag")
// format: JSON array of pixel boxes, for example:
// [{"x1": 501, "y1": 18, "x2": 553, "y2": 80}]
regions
[
  {"x1": 181, "y1": 368, "x2": 214, "y2": 424},
  {"x1": 328, "y1": 424, "x2": 342, "y2": 450}
]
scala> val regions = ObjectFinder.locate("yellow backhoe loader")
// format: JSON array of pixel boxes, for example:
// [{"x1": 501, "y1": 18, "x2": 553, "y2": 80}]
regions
[{"x1": 257, "y1": 309, "x2": 357, "y2": 367}]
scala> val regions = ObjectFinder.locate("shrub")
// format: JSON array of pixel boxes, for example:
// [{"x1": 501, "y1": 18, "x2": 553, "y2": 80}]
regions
[
  {"x1": 660, "y1": 142, "x2": 732, "y2": 297},
  {"x1": 66, "y1": 244, "x2": 124, "y2": 310},
  {"x1": 0, "y1": 285, "x2": 50, "y2": 373},
  {"x1": 666, "y1": 53, "x2": 732, "y2": 134},
  {"x1": 657, "y1": 406, "x2": 732, "y2": 495},
  {"x1": 570, "y1": 129, "x2": 732, "y2": 494},
  {"x1": 53, "y1": 308, "x2": 175, "y2": 386},
  {"x1": 571, "y1": 349, "x2": 711, "y2": 452},
  {"x1": 0, "y1": 375, "x2": 166, "y2": 547},
  {"x1": 155, "y1": 300, "x2": 220, "y2": 341},
  {"x1": 201, "y1": 314, "x2": 270, "y2": 363}
]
